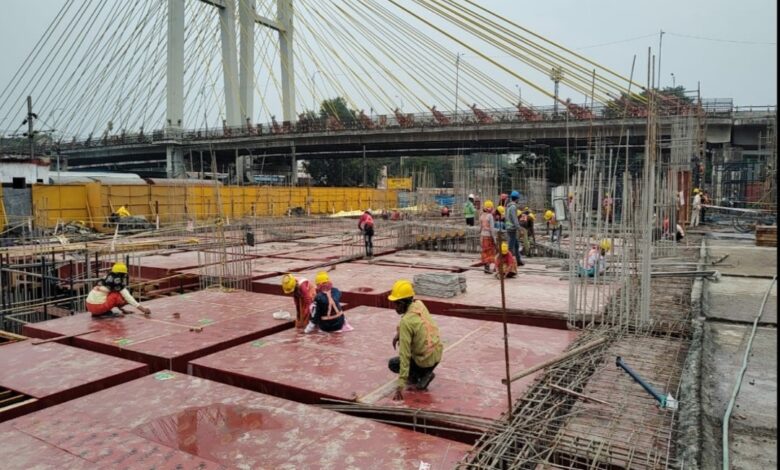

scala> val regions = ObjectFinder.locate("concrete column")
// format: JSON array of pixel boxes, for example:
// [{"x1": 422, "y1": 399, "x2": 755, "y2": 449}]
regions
[
  {"x1": 235, "y1": 149, "x2": 245, "y2": 184},
  {"x1": 220, "y1": 0, "x2": 241, "y2": 127},
  {"x1": 277, "y1": 0, "x2": 296, "y2": 123},
  {"x1": 238, "y1": 0, "x2": 255, "y2": 123},
  {"x1": 290, "y1": 144, "x2": 297, "y2": 185},
  {"x1": 166, "y1": 145, "x2": 186, "y2": 179},
  {"x1": 166, "y1": 0, "x2": 185, "y2": 129}
]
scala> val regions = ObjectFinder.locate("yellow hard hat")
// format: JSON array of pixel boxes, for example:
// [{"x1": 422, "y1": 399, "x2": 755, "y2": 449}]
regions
[
  {"x1": 693, "y1": 188, "x2": 700, "y2": 194},
  {"x1": 497, "y1": 206, "x2": 505, "y2": 215},
  {"x1": 388, "y1": 279, "x2": 415, "y2": 302},
  {"x1": 111, "y1": 262, "x2": 128, "y2": 274},
  {"x1": 544, "y1": 210, "x2": 554, "y2": 221},
  {"x1": 523, "y1": 206, "x2": 529, "y2": 211},
  {"x1": 528, "y1": 212, "x2": 536, "y2": 221},
  {"x1": 500, "y1": 242, "x2": 509, "y2": 255},
  {"x1": 281, "y1": 274, "x2": 297, "y2": 294},
  {"x1": 600, "y1": 239, "x2": 612, "y2": 251},
  {"x1": 483, "y1": 200, "x2": 494, "y2": 210},
  {"x1": 315, "y1": 271, "x2": 330, "y2": 285}
]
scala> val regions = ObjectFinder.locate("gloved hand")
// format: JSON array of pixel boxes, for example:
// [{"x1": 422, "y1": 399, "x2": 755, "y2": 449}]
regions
[{"x1": 392, "y1": 333, "x2": 399, "y2": 350}]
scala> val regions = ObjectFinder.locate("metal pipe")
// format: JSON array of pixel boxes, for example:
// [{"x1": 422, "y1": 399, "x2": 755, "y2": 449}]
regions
[{"x1": 616, "y1": 356, "x2": 667, "y2": 407}]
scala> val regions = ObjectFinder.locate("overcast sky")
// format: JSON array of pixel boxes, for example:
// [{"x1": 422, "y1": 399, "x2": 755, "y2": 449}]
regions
[{"x1": 0, "y1": 1, "x2": 775, "y2": 134}]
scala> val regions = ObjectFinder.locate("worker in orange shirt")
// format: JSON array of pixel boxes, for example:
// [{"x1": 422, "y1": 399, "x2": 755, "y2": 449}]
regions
[
  {"x1": 282, "y1": 273, "x2": 316, "y2": 329},
  {"x1": 495, "y1": 241, "x2": 518, "y2": 278}
]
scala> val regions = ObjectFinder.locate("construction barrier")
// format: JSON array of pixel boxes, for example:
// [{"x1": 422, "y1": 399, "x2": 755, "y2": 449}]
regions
[{"x1": 30, "y1": 183, "x2": 398, "y2": 231}]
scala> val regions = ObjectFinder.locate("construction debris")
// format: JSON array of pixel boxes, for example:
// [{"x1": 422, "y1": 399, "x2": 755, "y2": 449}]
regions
[{"x1": 412, "y1": 272, "x2": 466, "y2": 298}]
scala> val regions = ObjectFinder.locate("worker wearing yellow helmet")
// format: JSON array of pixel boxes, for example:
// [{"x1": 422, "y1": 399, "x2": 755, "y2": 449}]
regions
[
  {"x1": 690, "y1": 188, "x2": 702, "y2": 228},
  {"x1": 86, "y1": 262, "x2": 151, "y2": 318},
  {"x1": 307, "y1": 271, "x2": 349, "y2": 333},
  {"x1": 578, "y1": 239, "x2": 610, "y2": 277},
  {"x1": 479, "y1": 200, "x2": 498, "y2": 273},
  {"x1": 387, "y1": 279, "x2": 443, "y2": 401},
  {"x1": 281, "y1": 273, "x2": 316, "y2": 329},
  {"x1": 494, "y1": 205, "x2": 506, "y2": 230},
  {"x1": 495, "y1": 241, "x2": 518, "y2": 278},
  {"x1": 544, "y1": 210, "x2": 562, "y2": 243}
]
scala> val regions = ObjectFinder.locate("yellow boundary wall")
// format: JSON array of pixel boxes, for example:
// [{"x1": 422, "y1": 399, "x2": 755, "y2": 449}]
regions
[{"x1": 31, "y1": 183, "x2": 397, "y2": 231}]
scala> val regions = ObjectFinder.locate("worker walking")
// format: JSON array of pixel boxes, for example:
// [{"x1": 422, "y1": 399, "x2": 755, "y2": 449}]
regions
[
  {"x1": 578, "y1": 240, "x2": 610, "y2": 277},
  {"x1": 281, "y1": 273, "x2": 316, "y2": 329},
  {"x1": 86, "y1": 262, "x2": 151, "y2": 318},
  {"x1": 495, "y1": 242, "x2": 518, "y2": 278},
  {"x1": 690, "y1": 188, "x2": 702, "y2": 227},
  {"x1": 358, "y1": 209, "x2": 374, "y2": 258},
  {"x1": 387, "y1": 280, "x2": 443, "y2": 401},
  {"x1": 307, "y1": 271, "x2": 348, "y2": 333},
  {"x1": 479, "y1": 200, "x2": 498, "y2": 273},
  {"x1": 464, "y1": 194, "x2": 476, "y2": 226},
  {"x1": 505, "y1": 191, "x2": 525, "y2": 266}
]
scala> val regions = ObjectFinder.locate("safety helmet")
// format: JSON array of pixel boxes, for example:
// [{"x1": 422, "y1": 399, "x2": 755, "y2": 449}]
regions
[
  {"x1": 528, "y1": 212, "x2": 536, "y2": 221},
  {"x1": 600, "y1": 239, "x2": 612, "y2": 251},
  {"x1": 388, "y1": 279, "x2": 415, "y2": 302},
  {"x1": 568, "y1": 193, "x2": 574, "y2": 198},
  {"x1": 281, "y1": 274, "x2": 297, "y2": 294},
  {"x1": 483, "y1": 200, "x2": 494, "y2": 210},
  {"x1": 468, "y1": 193, "x2": 475, "y2": 200},
  {"x1": 315, "y1": 271, "x2": 330, "y2": 285},
  {"x1": 510, "y1": 190, "x2": 520, "y2": 200},
  {"x1": 693, "y1": 188, "x2": 700, "y2": 194},
  {"x1": 500, "y1": 241, "x2": 509, "y2": 255},
  {"x1": 544, "y1": 210, "x2": 554, "y2": 221},
  {"x1": 497, "y1": 206, "x2": 506, "y2": 215},
  {"x1": 523, "y1": 206, "x2": 529, "y2": 212},
  {"x1": 111, "y1": 262, "x2": 128, "y2": 274}
]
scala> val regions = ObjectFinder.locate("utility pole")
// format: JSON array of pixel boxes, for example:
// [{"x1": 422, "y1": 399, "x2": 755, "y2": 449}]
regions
[
  {"x1": 23, "y1": 96, "x2": 37, "y2": 160},
  {"x1": 657, "y1": 30, "x2": 665, "y2": 89},
  {"x1": 454, "y1": 52, "x2": 462, "y2": 121}
]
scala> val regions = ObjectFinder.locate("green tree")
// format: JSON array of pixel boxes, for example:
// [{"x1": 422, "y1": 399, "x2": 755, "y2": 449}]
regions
[{"x1": 319, "y1": 97, "x2": 356, "y2": 123}]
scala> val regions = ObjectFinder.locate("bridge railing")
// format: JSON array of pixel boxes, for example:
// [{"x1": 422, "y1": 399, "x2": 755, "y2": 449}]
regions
[{"x1": 5, "y1": 99, "x2": 774, "y2": 154}]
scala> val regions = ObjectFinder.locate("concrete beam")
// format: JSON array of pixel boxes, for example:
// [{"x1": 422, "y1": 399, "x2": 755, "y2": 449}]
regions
[
  {"x1": 166, "y1": 0, "x2": 185, "y2": 129},
  {"x1": 277, "y1": 0, "x2": 296, "y2": 123},
  {"x1": 255, "y1": 14, "x2": 283, "y2": 31},
  {"x1": 198, "y1": 0, "x2": 226, "y2": 8},
  {"x1": 219, "y1": 0, "x2": 241, "y2": 127},
  {"x1": 239, "y1": 0, "x2": 255, "y2": 124}
]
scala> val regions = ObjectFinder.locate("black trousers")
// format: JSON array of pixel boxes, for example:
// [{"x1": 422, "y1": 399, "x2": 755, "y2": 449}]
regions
[
  {"x1": 388, "y1": 356, "x2": 438, "y2": 385},
  {"x1": 363, "y1": 227, "x2": 374, "y2": 257},
  {"x1": 465, "y1": 217, "x2": 474, "y2": 226}
]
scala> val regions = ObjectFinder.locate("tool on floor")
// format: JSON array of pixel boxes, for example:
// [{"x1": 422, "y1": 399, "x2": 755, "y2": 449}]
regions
[{"x1": 616, "y1": 356, "x2": 678, "y2": 410}]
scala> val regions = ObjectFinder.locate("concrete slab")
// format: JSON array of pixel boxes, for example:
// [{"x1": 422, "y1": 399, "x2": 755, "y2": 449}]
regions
[
  {"x1": 125, "y1": 250, "x2": 255, "y2": 280},
  {"x1": 190, "y1": 306, "x2": 579, "y2": 423},
  {"x1": 371, "y1": 250, "x2": 478, "y2": 271},
  {"x1": 707, "y1": 242, "x2": 778, "y2": 278},
  {"x1": 704, "y1": 277, "x2": 777, "y2": 324},
  {"x1": 0, "y1": 372, "x2": 468, "y2": 469},
  {"x1": 700, "y1": 322, "x2": 777, "y2": 470},
  {"x1": 22, "y1": 290, "x2": 294, "y2": 373},
  {"x1": 178, "y1": 256, "x2": 325, "y2": 282},
  {"x1": 252, "y1": 262, "x2": 451, "y2": 307},
  {"x1": 0, "y1": 341, "x2": 148, "y2": 422}
]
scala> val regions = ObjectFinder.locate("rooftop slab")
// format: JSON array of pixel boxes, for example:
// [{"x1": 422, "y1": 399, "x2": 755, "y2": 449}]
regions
[
  {"x1": 22, "y1": 289, "x2": 293, "y2": 373},
  {"x1": 704, "y1": 277, "x2": 777, "y2": 324},
  {"x1": 252, "y1": 262, "x2": 451, "y2": 307},
  {"x1": 0, "y1": 340, "x2": 148, "y2": 422},
  {"x1": 707, "y1": 242, "x2": 777, "y2": 277},
  {"x1": 371, "y1": 250, "x2": 479, "y2": 271},
  {"x1": 125, "y1": 250, "x2": 256, "y2": 280},
  {"x1": 190, "y1": 306, "x2": 578, "y2": 422},
  {"x1": 0, "y1": 372, "x2": 468, "y2": 469}
]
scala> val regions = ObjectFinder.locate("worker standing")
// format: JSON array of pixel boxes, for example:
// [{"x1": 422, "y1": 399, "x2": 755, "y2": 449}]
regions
[
  {"x1": 505, "y1": 191, "x2": 525, "y2": 266},
  {"x1": 387, "y1": 280, "x2": 443, "y2": 401},
  {"x1": 441, "y1": 206, "x2": 450, "y2": 217},
  {"x1": 495, "y1": 242, "x2": 518, "y2": 278},
  {"x1": 281, "y1": 273, "x2": 316, "y2": 329},
  {"x1": 690, "y1": 189, "x2": 702, "y2": 227},
  {"x1": 700, "y1": 190, "x2": 710, "y2": 225},
  {"x1": 464, "y1": 194, "x2": 476, "y2": 226},
  {"x1": 358, "y1": 209, "x2": 374, "y2": 258},
  {"x1": 602, "y1": 193, "x2": 613, "y2": 222},
  {"x1": 526, "y1": 209, "x2": 536, "y2": 244},
  {"x1": 479, "y1": 200, "x2": 498, "y2": 273},
  {"x1": 86, "y1": 262, "x2": 151, "y2": 318},
  {"x1": 307, "y1": 271, "x2": 347, "y2": 333}
]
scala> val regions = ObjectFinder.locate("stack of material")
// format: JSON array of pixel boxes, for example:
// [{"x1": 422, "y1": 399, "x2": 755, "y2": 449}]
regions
[
  {"x1": 756, "y1": 225, "x2": 777, "y2": 247},
  {"x1": 413, "y1": 273, "x2": 466, "y2": 298}
]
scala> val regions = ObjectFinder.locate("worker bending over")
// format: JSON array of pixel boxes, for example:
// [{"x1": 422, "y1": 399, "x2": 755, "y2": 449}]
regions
[
  {"x1": 479, "y1": 200, "x2": 498, "y2": 274},
  {"x1": 544, "y1": 210, "x2": 562, "y2": 243},
  {"x1": 387, "y1": 280, "x2": 443, "y2": 401},
  {"x1": 86, "y1": 262, "x2": 151, "y2": 318},
  {"x1": 306, "y1": 271, "x2": 348, "y2": 333},
  {"x1": 281, "y1": 273, "x2": 316, "y2": 329},
  {"x1": 578, "y1": 240, "x2": 610, "y2": 277},
  {"x1": 358, "y1": 209, "x2": 374, "y2": 258},
  {"x1": 495, "y1": 242, "x2": 518, "y2": 278}
]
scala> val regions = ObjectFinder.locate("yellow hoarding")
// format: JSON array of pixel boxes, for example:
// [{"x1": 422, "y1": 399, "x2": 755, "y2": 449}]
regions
[{"x1": 387, "y1": 177, "x2": 412, "y2": 190}]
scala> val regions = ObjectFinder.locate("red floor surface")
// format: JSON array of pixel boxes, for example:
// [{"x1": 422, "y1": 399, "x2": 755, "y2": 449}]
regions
[
  {"x1": 191, "y1": 306, "x2": 578, "y2": 421},
  {"x1": 0, "y1": 372, "x2": 468, "y2": 469},
  {"x1": 252, "y1": 262, "x2": 450, "y2": 307},
  {"x1": 371, "y1": 250, "x2": 478, "y2": 271},
  {"x1": 22, "y1": 290, "x2": 294, "y2": 373},
  {"x1": 125, "y1": 250, "x2": 256, "y2": 280},
  {"x1": 179, "y1": 255, "x2": 325, "y2": 282},
  {"x1": 269, "y1": 244, "x2": 351, "y2": 262},
  {"x1": 0, "y1": 340, "x2": 147, "y2": 422}
]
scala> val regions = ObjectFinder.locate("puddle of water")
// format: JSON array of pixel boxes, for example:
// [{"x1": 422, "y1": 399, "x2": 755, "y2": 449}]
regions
[{"x1": 134, "y1": 403, "x2": 280, "y2": 461}]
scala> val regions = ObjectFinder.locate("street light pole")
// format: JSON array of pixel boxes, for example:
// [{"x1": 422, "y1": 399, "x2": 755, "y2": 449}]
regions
[
  {"x1": 454, "y1": 52, "x2": 462, "y2": 120},
  {"x1": 515, "y1": 84, "x2": 522, "y2": 105},
  {"x1": 670, "y1": 73, "x2": 675, "y2": 87}
]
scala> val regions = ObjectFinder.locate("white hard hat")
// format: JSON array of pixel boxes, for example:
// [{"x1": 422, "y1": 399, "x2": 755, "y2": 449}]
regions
[{"x1": 468, "y1": 193, "x2": 475, "y2": 199}]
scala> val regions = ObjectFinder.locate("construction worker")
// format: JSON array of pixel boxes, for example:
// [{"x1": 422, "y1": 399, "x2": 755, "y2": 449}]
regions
[
  {"x1": 86, "y1": 262, "x2": 151, "y2": 318},
  {"x1": 690, "y1": 188, "x2": 702, "y2": 227},
  {"x1": 387, "y1": 280, "x2": 443, "y2": 401},
  {"x1": 602, "y1": 193, "x2": 613, "y2": 222},
  {"x1": 505, "y1": 191, "x2": 525, "y2": 266},
  {"x1": 526, "y1": 209, "x2": 536, "y2": 243},
  {"x1": 567, "y1": 193, "x2": 575, "y2": 228},
  {"x1": 545, "y1": 210, "x2": 562, "y2": 243},
  {"x1": 358, "y1": 209, "x2": 374, "y2": 258},
  {"x1": 700, "y1": 189, "x2": 710, "y2": 225},
  {"x1": 495, "y1": 241, "x2": 518, "y2": 278},
  {"x1": 464, "y1": 194, "x2": 476, "y2": 226},
  {"x1": 441, "y1": 205, "x2": 450, "y2": 217},
  {"x1": 494, "y1": 205, "x2": 506, "y2": 230},
  {"x1": 281, "y1": 273, "x2": 316, "y2": 329},
  {"x1": 578, "y1": 240, "x2": 610, "y2": 277},
  {"x1": 479, "y1": 200, "x2": 498, "y2": 273},
  {"x1": 307, "y1": 271, "x2": 347, "y2": 333}
]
